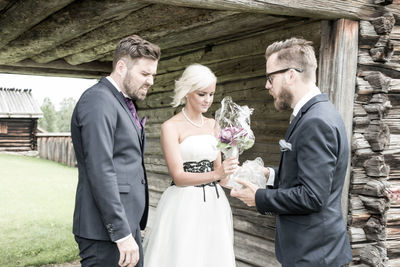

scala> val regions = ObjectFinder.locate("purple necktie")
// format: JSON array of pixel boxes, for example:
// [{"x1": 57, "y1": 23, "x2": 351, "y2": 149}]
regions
[{"x1": 122, "y1": 95, "x2": 142, "y2": 130}]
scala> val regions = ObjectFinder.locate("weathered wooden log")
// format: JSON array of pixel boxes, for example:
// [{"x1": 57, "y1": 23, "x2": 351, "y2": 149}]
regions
[
  {"x1": 364, "y1": 121, "x2": 390, "y2": 151},
  {"x1": 352, "y1": 141, "x2": 374, "y2": 168},
  {"x1": 32, "y1": 6, "x2": 234, "y2": 63},
  {"x1": 390, "y1": 79, "x2": 400, "y2": 92},
  {"x1": 0, "y1": 0, "x2": 148, "y2": 64},
  {"x1": 359, "y1": 243, "x2": 387, "y2": 266},
  {"x1": 318, "y1": 19, "x2": 358, "y2": 148},
  {"x1": 359, "y1": 20, "x2": 379, "y2": 46},
  {"x1": 363, "y1": 155, "x2": 390, "y2": 177},
  {"x1": 352, "y1": 133, "x2": 372, "y2": 151},
  {"x1": 65, "y1": 12, "x2": 292, "y2": 65},
  {"x1": 364, "y1": 72, "x2": 391, "y2": 93},
  {"x1": 358, "y1": 49, "x2": 400, "y2": 73},
  {"x1": 352, "y1": 167, "x2": 372, "y2": 185},
  {"x1": 354, "y1": 103, "x2": 369, "y2": 116},
  {"x1": 362, "y1": 179, "x2": 390, "y2": 197},
  {"x1": 234, "y1": 230, "x2": 279, "y2": 267},
  {"x1": 386, "y1": 240, "x2": 400, "y2": 259},
  {"x1": 370, "y1": 13, "x2": 395, "y2": 35},
  {"x1": 359, "y1": 195, "x2": 390, "y2": 214},
  {"x1": 0, "y1": 0, "x2": 74, "y2": 49},
  {"x1": 374, "y1": 0, "x2": 393, "y2": 5},
  {"x1": 370, "y1": 40, "x2": 394, "y2": 63},
  {"x1": 349, "y1": 196, "x2": 372, "y2": 226},
  {"x1": 364, "y1": 216, "x2": 386, "y2": 241},
  {"x1": 363, "y1": 102, "x2": 392, "y2": 119},
  {"x1": 387, "y1": 225, "x2": 400, "y2": 238},
  {"x1": 0, "y1": 0, "x2": 11, "y2": 11},
  {"x1": 349, "y1": 227, "x2": 367, "y2": 243},
  {"x1": 0, "y1": 63, "x2": 109, "y2": 79},
  {"x1": 146, "y1": 0, "x2": 380, "y2": 20},
  {"x1": 357, "y1": 77, "x2": 374, "y2": 95},
  {"x1": 387, "y1": 206, "x2": 400, "y2": 227},
  {"x1": 353, "y1": 119, "x2": 371, "y2": 134}
]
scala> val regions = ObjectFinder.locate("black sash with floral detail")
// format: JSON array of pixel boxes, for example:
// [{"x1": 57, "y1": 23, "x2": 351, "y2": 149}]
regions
[{"x1": 171, "y1": 160, "x2": 219, "y2": 202}]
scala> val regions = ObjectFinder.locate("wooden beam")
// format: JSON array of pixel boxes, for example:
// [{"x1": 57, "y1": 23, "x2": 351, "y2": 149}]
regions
[
  {"x1": 155, "y1": 20, "x2": 320, "y2": 75},
  {"x1": 0, "y1": 60, "x2": 109, "y2": 78},
  {"x1": 32, "y1": 5, "x2": 234, "y2": 64},
  {"x1": 145, "y1": 0, "x2": 380, "y2": 20},
  {"x1": 0, "y1": 0, "x2": 12, "y2": 11},
  {"x1": 0, "y1": 0, "x2": 149, "y2": 64},
  {"x1": 318, "y1": 19, "x2": 359, "y2": 221},
  {"x1": 64, "y1": 12, "x2": 282, "y2": 65},
  {"x1": 0, "y1": 0, "x2": 74, "y2": 50}
]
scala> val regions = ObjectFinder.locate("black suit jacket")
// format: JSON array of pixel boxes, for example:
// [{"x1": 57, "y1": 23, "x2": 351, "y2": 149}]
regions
[
  {"x1": 255, "y1": 94, "x2": 352, "y2": 267},
  {"x1": 71, "y1": 78, "x2": 149, "y2": 243}
]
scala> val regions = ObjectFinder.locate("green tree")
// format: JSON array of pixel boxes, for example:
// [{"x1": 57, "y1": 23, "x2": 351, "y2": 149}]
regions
[
  {"x1": 38, "y1": 97, "x2": 58, "y2": 132},
  {"x1": 56, "y1": 97, "x2": 77, "y2": 132}
]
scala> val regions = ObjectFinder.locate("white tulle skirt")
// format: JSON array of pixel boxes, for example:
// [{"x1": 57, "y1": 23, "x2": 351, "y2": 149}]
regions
[{"x1": 143, "y1": 184, "x2": 236, "y2": 267}]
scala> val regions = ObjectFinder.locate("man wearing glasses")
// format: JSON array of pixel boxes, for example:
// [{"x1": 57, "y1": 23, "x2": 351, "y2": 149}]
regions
[{"x1": 231, "y1": 37, "x2": 352, "y2": 267}]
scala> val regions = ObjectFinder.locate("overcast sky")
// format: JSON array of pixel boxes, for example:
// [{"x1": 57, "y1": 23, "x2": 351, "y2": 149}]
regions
[{"x1": 0, "y1": 73, "x2": 97, "y2": 110}]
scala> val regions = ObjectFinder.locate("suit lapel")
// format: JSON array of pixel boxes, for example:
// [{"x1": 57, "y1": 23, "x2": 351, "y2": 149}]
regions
[
  {"x1": 277, "y1": 94, "x2": 330, "y2": 183},
  {"x1": 284, "y1": 93, "x2": 329, "y2": 141},
  {"x1": 100, "y1": 78, "x2": 143, "y2": 146}
]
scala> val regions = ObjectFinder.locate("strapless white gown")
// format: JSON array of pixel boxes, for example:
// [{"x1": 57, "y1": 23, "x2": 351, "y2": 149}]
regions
[{"x1": 143, "y1": 135, "x2": 236, "y2": 267}]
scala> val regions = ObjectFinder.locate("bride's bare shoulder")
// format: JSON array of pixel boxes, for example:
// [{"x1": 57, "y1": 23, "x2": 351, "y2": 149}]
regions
[{"x1": 162, "y1": 113, "x2": 184, "y2": 131}]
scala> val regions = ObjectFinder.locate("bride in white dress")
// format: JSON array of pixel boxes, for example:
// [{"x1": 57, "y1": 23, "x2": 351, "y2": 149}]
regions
[{"x1": 143, "y1": 64, "x2": 238, "y2": 267}]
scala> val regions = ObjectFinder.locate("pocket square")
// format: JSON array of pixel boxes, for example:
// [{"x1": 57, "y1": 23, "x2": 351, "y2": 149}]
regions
[{"x1": 279, "y1": 139, "x2": 292, "y2": 152}]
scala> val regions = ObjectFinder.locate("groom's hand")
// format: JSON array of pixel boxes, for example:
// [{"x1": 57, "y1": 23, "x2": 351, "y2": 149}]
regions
[
  {"x1": 230, "y1": 178, "x2": 259, "y2": 206},
  {"x1": 117, "y1": 235, "x2": 139, "y2": 267}
]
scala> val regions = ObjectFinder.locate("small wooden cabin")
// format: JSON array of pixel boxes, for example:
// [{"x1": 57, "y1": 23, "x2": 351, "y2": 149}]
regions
[
  {"x1": 0, "y1": 1, "x2": 399, "y2": 266},
  {"x1": 0, "y1": 88, "x2": 43, "y2": 152}
]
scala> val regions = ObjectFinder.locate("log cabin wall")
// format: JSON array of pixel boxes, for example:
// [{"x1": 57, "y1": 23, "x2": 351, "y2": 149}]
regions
[
  {"x1": 349, "y1": 10, "x2": 400, "y2": 267},
  {"x1": 0, "y1": 87, "x2": 43, "y2": 152},
  {"x1": 139, "y1": 18, "x2": 322, "y2": 267},
  {"x1": 0, "y1": 118, "x2": 38, "y2": 151}
]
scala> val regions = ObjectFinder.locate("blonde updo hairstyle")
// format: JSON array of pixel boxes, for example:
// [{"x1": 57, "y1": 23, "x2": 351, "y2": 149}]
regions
[{"x1": 171, "y1": 64, "x2": 217, "y2": 107}]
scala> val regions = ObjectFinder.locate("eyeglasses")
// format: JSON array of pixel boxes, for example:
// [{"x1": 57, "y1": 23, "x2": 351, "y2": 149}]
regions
[{"x1": 266, "y1": 68, "x2": 303, "y2": 84}]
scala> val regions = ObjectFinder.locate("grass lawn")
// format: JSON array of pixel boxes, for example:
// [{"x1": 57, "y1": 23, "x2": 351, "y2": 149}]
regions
[{"x1": 0, "y1": 153, "x2": 79, "y2": 266}]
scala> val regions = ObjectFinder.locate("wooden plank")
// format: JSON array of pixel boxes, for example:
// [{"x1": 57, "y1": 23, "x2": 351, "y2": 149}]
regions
[
  {"x1": 318, "y1": 19, "x2": 359, "y2": 221},
  {"x1": 0, "y1": 0, "x2": 74, "y2": 49},
  {"x1": 7, "y1": 59, "x2": 111, "y2": 73},
  {"x1": 156, "y1": 20, "x2": 321, "y2": 75},
  {"x1": 0, "y1": 0, "x2": 12, "y2": 11},
  {"x1": 146, "y1": 0, "x2": 379, "y2": 20},
  {"x1": 0, "y1": 64, "x2": 108, "y2": 79},
  {"x1": 33, "y1": 5, "x2": 235, "y2": 64},
  {"x1": 234, "y1": 230, "x2": 280, "y2": 267},
  {"x1": 0, "y1": 0, "x2": 148, "y2": 64},
  {"x1": 65, "y1": 12, "x2": 291, "y2": 65}
]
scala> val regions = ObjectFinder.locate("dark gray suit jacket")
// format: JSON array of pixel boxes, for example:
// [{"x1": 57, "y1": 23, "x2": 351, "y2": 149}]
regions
[
  {"x1": 255, "y1": 94, "x2": 352, "y2": 267},
  {"x1": 71, "y1": 78, "x2": 148, "y2": 243}
]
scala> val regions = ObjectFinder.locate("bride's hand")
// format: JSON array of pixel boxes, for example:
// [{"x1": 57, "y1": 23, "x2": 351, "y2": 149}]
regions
[{"x1": 216, "y1": 157, "x2": 239, "y2": 179}]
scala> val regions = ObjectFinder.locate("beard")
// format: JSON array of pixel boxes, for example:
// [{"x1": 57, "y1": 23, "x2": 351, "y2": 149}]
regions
[
  {"x1": 122, "y1": 72, "x2": 149, "y2": 101},
  {"x1": 274, "y1": 84, "x2": 293, "y2": 111}
]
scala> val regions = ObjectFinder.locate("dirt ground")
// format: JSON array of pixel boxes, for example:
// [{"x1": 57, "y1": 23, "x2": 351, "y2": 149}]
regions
[{"x1": 40, "y1": 261, "x2": 80, "y2": 267}]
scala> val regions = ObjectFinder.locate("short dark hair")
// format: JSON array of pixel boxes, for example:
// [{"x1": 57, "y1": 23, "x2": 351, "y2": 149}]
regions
[
  {"x1": 112, "y1": 35, "x2": 160, "y2": 70},
  {"x1": 265, "y1": 37, "x2": 317, "y2": 82}
]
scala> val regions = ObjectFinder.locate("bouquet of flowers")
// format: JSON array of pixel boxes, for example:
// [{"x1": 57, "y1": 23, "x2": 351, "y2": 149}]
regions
[
  {"x1": 215, "y1": 96, "x2": 255, "y2": 158},
  {"x1": 215, "y1": 96, "x2": 259, "y2": 188}
]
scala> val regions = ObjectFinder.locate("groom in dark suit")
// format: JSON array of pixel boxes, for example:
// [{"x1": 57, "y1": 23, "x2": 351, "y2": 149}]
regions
[
  {"x1": 231, "y1": 37, "x2": 352, "y2": 266},
  {"x1": 71, "y1": 35, "x2": 160, "y2": 267}
]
